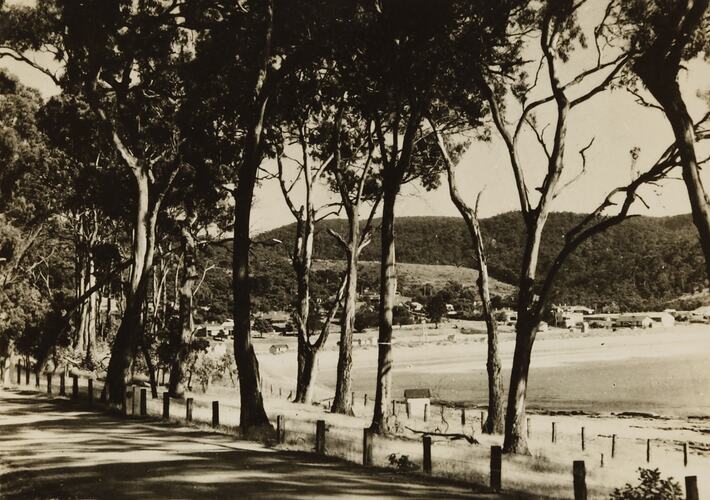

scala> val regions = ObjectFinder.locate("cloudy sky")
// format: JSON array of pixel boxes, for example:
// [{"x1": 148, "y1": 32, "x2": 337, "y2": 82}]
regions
[{"x1": 2, "y1": 1, "x2": 709, "y2": 234}]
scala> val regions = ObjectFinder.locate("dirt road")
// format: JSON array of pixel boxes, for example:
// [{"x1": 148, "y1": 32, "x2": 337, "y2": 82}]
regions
[{"x1": 0, "y1": 388, "x2": 505, "y2": 499}]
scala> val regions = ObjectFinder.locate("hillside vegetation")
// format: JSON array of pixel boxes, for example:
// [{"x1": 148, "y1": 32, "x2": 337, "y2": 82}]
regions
[{"x1": 257, "y1": 212, "x2": 707, "y2": 311}]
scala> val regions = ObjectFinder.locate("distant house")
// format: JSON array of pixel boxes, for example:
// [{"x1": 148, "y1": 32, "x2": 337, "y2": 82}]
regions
[
  {"x1": 404, "y1": 388, "x2": 431, "y2": 418},
  {"x1": 614, "y1": 314, "x2": 653, "y2": 328},
  {"x1": 497, "y1": 309, "x2": 517, "y2": 326},
  {"x1": 643, "y1": 311, "x2": 675, "y2": 328},
  {"x1": 194, "y1": 320, "x2": 233, "y2": 339},
  {"x1": 553, "y1": 305, "x2": 594, "y2": 328}
]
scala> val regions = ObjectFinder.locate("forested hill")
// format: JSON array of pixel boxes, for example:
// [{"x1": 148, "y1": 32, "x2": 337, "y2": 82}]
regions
[{"x1": 260, "y1": 212, "x2": 707, "y2": 311}]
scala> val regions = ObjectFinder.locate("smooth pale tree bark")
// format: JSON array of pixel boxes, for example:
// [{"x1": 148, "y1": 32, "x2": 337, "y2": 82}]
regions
[
  {"x1": 369, "y1": 113, "x2": 421, "y2": 435},
  {"x1": 169, "y1": 220, "x2": 197, "y2": 398},
  {"x1": 231, "y1": 0, "x2": 273, "y2": 431},
  {"x1": 431, "y1": 121, "x2": 503, "y2": 434},
  {"x1": 278, "y1": 151, "x2": 347, "y2": 404},
  {"x1": 329, "y1": 177, "x2": 377, "y2": 414},
  {"x1": 631, "y1": 0, "x2": 710, "y2": 280},
  {"x1": 477, "y1": 6, "x2": 632, "y2": 453},
  {"x1": 106, "y1": 167, "x2": 159, "y2": 404}
]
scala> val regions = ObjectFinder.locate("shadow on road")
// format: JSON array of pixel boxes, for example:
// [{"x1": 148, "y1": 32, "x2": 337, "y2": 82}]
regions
[{"x1": 0, "y1": 389, "x2": 507, "y2": 499}]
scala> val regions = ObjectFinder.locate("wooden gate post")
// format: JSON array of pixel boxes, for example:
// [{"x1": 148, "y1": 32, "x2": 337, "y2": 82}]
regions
[
  {"x1": 490, "y1": 446, "x2": 502, "y2": 493},
  {"x1": 88, "y1": 379, "x2": 94, "y2": 404},
  {"x1": 25, "y1": 365, "x2": 30, "y2": 385},
  {"x1": 59, "y1": 372, "x2": 66, "y2": 396},
  {"x1": 552, "y1": 422, "x2": 557, "y2": 443},
  {"x1": 16, "y1": 364, "x2": 21, "y2": 385},
  {"x1": 573, "y1": 460, "x2": 587, "y2": 500},
  {"x1": 72, "y1": 375, "x2": 79, "y2": 399},
  {"x1": 46, "y1": 373, "x2": 52, "y2": 395}
]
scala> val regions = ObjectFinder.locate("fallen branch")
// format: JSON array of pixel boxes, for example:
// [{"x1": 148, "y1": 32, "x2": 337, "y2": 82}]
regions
[{"x1": 404, "y1": 426, "x2": 479, "y2": 444}]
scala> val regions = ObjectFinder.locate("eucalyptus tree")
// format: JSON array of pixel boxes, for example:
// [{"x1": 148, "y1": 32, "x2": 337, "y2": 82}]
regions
[
  {"x1": 333, "y1": 0, "x2": 520, "y2": 435},
  {"x1": 0, "y1": 0, "x2": 194, "y2": 404},
  {"x1": 467, "y1": 0, "x2": 709, "y2": 453},
  {"x1": 185, "y1": 0, "x2": 339, "y2": 430},
  {"x1": 621, "y1": 0, "x2": 710, "y2": 279},
  {"x1": 327, "y1": 108, "x2": 382, "y2": 416}
]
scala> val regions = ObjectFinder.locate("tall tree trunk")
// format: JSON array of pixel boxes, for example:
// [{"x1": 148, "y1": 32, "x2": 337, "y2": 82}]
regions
[
  {"x1": 370, "y1": 187, "x2": 397, "y2": 434},
  {"x1": 637, "y1": 73, "x2": 710, "y2": 280},
  {"x1": 230, "y1": 0, "x2": 272, "y2": 433},
  {"x1": 503, "y1": 318, "x2": 536, "y2": 454},
  {"x1": 295, "y1": 341, "x2": 318, "y2": 403},
  {"x1": 331, "y1": 246, "x2": 358, "y2": 415},
  {"x1": 169, "y1": 222, "x2": 197, "y2": 399},
  {"x1": 105, "y1": 169, "x2": 156, "y2": 405},
  {"x1": 503, "y1": 221, "x2": 544, "y2": 454},
  {"x1": 435, "y1": 122, "x2": 504, "y2": 435}
]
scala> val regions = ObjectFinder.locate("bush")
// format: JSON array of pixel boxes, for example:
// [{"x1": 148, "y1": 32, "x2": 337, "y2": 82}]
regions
[
  {"x1": 610, "y1": 468, "x2": 683, "y2": 500},
  {"x1": 253, "y1": 318, "x2": 274, "y2": 334},
  {"x1": 354, "y1": 309, "x2": 378, "y2": 332},
  {"x1": 387, "y1": 453, "x2": 417, "y2": 472}
]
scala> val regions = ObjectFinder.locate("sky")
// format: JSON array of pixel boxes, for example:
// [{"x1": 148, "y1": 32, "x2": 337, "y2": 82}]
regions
[{"x1": 2, "y1": 1, "x2": 709, "y2": 234}]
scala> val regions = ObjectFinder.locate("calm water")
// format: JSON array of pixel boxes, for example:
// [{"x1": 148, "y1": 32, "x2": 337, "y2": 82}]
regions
[{"x1": 348, "y1": 352, "x2": 710, "y2": 416}]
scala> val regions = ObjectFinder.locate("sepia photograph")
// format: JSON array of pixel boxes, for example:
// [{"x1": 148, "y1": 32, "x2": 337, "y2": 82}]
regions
[{"x1": 0, "y1": 0, "x2": 709, "y2": 498}]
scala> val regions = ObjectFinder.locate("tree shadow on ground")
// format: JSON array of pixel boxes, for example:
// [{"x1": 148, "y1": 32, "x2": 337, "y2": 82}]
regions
[{"x1": 0, "y1": 389, "x2": 516, "y2": 499}]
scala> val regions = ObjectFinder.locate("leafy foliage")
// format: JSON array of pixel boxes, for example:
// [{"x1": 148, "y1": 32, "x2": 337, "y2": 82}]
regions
[{"x1": 610, "y1": 468, "x2": 683, "y2": 500}]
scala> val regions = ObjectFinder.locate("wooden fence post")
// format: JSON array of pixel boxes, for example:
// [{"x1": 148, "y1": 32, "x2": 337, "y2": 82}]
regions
[
  {"x1": 392, "y1": 400, "x2": 397, "y2": 416},
  {"x1": 552, "y1": 422, "x2": 557, "y2": 443},
  {"x1": 406, "y1": 401, "x2": 412, "y2": 419},
  {"x1": 315, "y1": 419, "x2": 326, "y2": 455},
  {"x1": 490, "y1": 446, "x2": 502, "y2": 493},
  {"x1": 683, "y1": 443, "x2": 688, "y2": 467},
  {"x1": 573, "y1": 460, "x2": 587, "y2": 500},
  {"x1": 424, "y1": 403, "x2": 429, "y2": 422},
  {"x1": 72, "y1": 375, "x2": 79, "y2": 399},
  {"x1": 461, "y1": 408, "x2": 466, "y2": 427},
  {"x1": 46, "y1": 373, "x2": 52, "y2": 395},
  {"x1": 140, "y1": 388, "x2": 147, "y2": 416},
  {"x1": 423, "y1": 435, "x2": 432, "y2": 474},
  {"x1": 88, "y1": 379, "x2": 94, "y2": 404},
  {"x1": 351, "y1": 391, "x2": 355, "y2": 407},
  {"x1": 59, "y1": 372, "x2": 66, "y2": 396},
  {"x1": 685, "y1": 476, "x2": 698, "y2": 500},
  {"x1": 581, "y1": 427, "x2": 585, "y2": 451},
  {"x1": 35, "y1": 370, "x2": 40, "y2": 388},
  {"x1": 131, "y1": 386, "x2": 138, "y2": 415},
  {"x1": 212, "y1": 401, "x2": 219, "y2": 427},
  {"x1": 16, "y1": 364, "x2": 21, "y2": 385},
  {"x1": 279, "y1": 387, "x2": 282, "y2": 398},
  {"x1": 25, "y1": 365, "x2": 30, "y2": 385},
  {"x1": 481, "y1": 411, "x2": 485, "y2": 432},
  {"x1": 364, "y1": 393, "x2": 368, "y2": 406},
  {"x1": 646, "y1": 439, "x2": 651, "y2": 463},
  {"x1": 162, "y1": 392, "x2": 170, "y2": 419},
  {"x1": 612, "y1": 434, "x2": 616, "y2": 458},
  {"x1": 185, "y1": 397, "x2": 193, "y2": 421},
  {"x1": 363, "y1": 428, "x2": 373, "y2": 466},
  {"x1": 121, "y1": 390, "x2": 128, "y2": 416},
  {"x1": 600, "y1": 453, "x2": 604, "y2": 468},
  {"x1": 277, "y1": 415, "x2": 285, "y2": 444},
  {"x1": 527, "y1": 417, "x2": 530, "y2": 438}
]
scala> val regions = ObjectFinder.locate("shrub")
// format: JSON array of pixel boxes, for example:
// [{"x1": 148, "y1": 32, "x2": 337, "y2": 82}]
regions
[
  {"x1": 354, "y1": 309, "x2": 378, "y2": 332},
  {"x1": 610, "y1": 468, "x2": 683, "y2": 500},
  {"x1": 387, "y1": 453, "x2": 418, "y2": 472}
]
